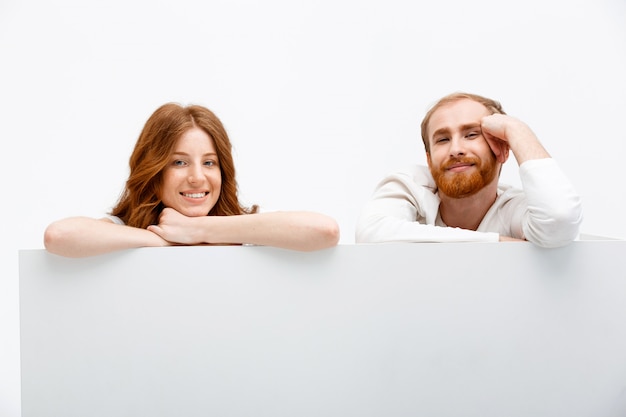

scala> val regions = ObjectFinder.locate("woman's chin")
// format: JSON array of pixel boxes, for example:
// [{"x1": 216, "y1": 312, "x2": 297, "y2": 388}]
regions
[{"x1": 179, "y1": 207, "x2": 211, "y2": 217}]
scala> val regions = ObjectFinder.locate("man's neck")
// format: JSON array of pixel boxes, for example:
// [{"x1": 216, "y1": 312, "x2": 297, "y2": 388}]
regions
[{"x1": 438, "y1": 182, "x2": 498, "y2": 231}]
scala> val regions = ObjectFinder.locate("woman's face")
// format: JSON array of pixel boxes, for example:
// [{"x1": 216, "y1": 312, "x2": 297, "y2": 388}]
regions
[{"x1": 160, "y1": 127, "x2": 222, "y2": 217}]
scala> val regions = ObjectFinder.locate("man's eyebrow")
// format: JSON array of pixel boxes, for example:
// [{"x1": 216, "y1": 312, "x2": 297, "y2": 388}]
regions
[
  {"x1": 431, "y1": 127, "x2": 450, "y2": 137},
  {"x1": 460, "y1": 123, "x2": 481, "y2": 131},
  {"x1": 431, "y1": 123, "x2": 482, "y2": 138}
]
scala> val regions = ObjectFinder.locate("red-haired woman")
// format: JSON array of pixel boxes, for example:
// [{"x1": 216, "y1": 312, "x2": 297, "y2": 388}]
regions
[{"x1": 44, "y1": 103, "x2": 340, "y2": 257}]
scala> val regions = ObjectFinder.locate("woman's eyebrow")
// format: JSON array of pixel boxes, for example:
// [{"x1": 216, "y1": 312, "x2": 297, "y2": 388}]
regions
[{"x1": 171, "y1": 152, "x2": 218, "y2": 157}]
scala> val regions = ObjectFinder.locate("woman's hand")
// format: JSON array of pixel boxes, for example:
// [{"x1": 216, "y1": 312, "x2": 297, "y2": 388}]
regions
[{"x1": 147, "y1": 208, "x2": 204, "y2": 245}]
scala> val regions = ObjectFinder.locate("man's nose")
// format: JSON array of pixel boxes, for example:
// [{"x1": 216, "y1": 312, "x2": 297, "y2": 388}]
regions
[{"x1": 449, "y1": 136, "x2": 466, "y2": 156}]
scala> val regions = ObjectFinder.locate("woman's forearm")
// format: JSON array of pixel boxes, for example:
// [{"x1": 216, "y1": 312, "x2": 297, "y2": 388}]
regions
[
  {"x1": 150, "y1": 210, "x2": 340, "y2": 252},
  {"x1": 44, "y1": 216, "x2": 168, "y2": 258}
]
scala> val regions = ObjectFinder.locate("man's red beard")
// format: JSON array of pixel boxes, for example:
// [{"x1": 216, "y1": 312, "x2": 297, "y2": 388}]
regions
[{"x1": 429, "y1": 155, "x2": 498, "y2": 198}]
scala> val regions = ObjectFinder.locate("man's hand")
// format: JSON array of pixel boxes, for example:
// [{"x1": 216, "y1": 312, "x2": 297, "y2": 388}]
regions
[
  {"x1": 499, "y1": 235, "x2": 526, "y2": 242},
  {"x1": 481, "y1": 114, "x2": 550, "y2": 165}
]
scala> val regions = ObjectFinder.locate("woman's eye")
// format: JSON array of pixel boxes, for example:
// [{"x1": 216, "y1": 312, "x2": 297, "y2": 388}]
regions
[
  {"x1": 173, "y1": 160, "x2": 186, "y2": 166},
  {"x1": 204, "y1": 160, "x2": 217, "y2": 167}
]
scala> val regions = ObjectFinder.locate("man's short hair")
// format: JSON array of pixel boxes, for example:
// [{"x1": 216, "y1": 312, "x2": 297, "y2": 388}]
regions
[{"x1": 420, "y1": 92, "x2": 506, "y2": 152}]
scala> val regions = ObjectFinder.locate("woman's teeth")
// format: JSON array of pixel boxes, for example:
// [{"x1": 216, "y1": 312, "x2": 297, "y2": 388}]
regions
[{"x1": 183, "y1": 192, "x2": 206, "y2": 198}]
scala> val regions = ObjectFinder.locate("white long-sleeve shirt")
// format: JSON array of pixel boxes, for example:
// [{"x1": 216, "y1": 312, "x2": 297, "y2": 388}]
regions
[{"x1": 355, "y1": 158, "x2": 583, "y2": 248}]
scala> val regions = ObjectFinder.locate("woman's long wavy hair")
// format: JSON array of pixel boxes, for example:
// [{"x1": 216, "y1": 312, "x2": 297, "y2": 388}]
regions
[{"x1": 111, "y1": 103, "x2": 257, "y2": 229}]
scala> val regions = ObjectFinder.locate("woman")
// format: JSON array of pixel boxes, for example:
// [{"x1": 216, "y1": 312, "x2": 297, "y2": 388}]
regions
[{"x1": 44, "y1": 103, "x2": 340, "y2": 257}]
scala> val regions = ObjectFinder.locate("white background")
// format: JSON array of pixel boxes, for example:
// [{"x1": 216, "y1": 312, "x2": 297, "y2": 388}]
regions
[{"x1": 1, "y1": 0, "x2": 625, "y2": 415}]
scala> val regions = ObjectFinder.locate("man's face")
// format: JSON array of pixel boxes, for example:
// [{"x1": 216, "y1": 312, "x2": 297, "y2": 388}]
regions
[{"x1": 426, "y1": 99, "x2": 499, "y2": 199}]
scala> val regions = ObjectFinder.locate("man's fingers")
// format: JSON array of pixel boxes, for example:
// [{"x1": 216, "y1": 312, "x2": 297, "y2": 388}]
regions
[{"x1": 484, "y1": 135, "x2": 509, "y2": 163}]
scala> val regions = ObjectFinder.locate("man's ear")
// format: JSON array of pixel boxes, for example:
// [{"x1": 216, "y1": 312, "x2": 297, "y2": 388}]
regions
[{"x1": 500, "y1": 145, "x2": 510, "y2": 164}]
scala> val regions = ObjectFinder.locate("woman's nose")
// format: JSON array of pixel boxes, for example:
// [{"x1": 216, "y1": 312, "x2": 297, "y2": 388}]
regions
[{"x1": 187, "y1": 166, "x2": 203, "y2": 183}]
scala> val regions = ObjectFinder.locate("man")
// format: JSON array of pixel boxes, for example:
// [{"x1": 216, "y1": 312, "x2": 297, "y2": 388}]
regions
[{"x1": 355, "y1": 92, "x2": 583, "y2": 247}]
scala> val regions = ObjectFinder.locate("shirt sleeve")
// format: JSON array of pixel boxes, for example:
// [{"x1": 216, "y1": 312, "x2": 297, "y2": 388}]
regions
[
  {"x1": 355, "y1": 166, "x2": 499, "y2": 243},
  {"x1": 105, "y1": 215, "x2": 125, "y2": 225},
  {"x1": 518, "y1": 158, "x2": 583, "y2": 247}
]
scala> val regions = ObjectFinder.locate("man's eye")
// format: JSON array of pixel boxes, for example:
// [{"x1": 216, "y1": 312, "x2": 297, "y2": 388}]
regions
[
  {"x1": 436, "y1": 137, "x2": 449, "y2": 143},
  {"x1": 467, "y1": 132, "x2": 479, "y2": 139}
]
